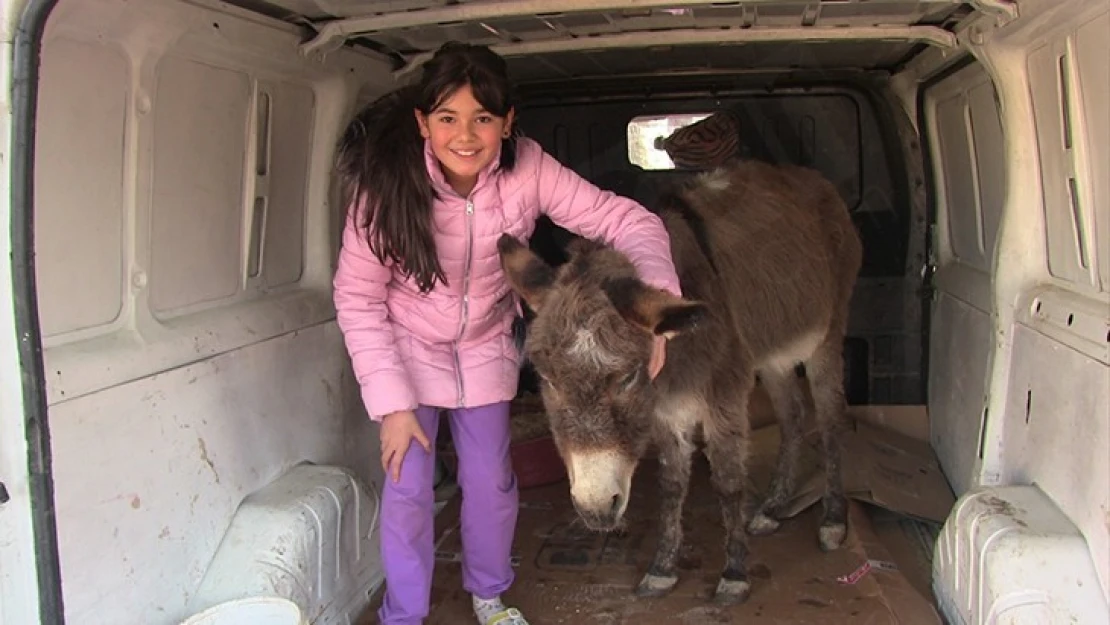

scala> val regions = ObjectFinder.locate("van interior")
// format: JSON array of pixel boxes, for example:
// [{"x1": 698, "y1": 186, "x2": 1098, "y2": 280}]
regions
[{"x1": 1, "y1": 0, "x2": 1107, "y2": 623}]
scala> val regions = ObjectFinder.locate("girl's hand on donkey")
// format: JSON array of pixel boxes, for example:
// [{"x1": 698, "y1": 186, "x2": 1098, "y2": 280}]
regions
[{"x1": 381, "y1": 410, "x2": 432, "y2": 483}]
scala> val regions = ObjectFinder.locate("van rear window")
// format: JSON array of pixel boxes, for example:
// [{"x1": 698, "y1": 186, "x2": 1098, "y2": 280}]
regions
[{"x1": 626, "y1": 113, "x2": 710, "y2": 170}]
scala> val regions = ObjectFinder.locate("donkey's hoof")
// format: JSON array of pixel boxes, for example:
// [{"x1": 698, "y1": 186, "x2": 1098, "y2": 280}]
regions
[
  {"x1": 819, "y1": 523, "x2": 847, "y2": 551},
  {"x1": 635, "y1": 573, "x2": 678, "y2": 598},
  {"x1": 712, "y1": 578, "x2": 752, "y2": 605},
  {"x1": 746, "y1": 512, "x2": 781, "y2": 536}
]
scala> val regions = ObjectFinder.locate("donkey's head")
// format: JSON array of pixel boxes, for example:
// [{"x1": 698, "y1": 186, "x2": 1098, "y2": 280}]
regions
[{"x1": 498, "y1": 234, "x2": 706, "y2": 530}]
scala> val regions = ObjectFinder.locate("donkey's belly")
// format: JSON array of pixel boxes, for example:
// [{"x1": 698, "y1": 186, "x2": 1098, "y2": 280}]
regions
[{"x1": 754, "y1": 328, "x2": 826, "y2": 375}]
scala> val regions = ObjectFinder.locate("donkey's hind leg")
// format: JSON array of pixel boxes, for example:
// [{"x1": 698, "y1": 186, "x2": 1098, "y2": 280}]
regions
[
  {"x1": 806, "y1": 336, "x2": 849, "y2": 551},
  {"x1": 746, "y1": 366, "x2": 807, "y2": 537}
]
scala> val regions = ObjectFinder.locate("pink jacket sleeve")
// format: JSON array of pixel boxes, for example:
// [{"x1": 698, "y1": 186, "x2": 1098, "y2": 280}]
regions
[
  {"x1": 533, "y1": 147, "x2": 682, "y2": 297},
  {"x1": 332, "y1": 208, "x2": 418, "y2": 421}
]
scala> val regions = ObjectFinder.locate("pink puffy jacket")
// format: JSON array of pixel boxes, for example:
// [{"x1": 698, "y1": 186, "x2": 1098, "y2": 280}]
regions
[{"x1": 333, "y1": 136, "x2": 681, "y2": 420}]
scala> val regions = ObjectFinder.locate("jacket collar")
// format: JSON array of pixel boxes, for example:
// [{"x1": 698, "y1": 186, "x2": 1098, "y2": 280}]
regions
[{"x1": 423, "y1": 138, "x2": 503, "y2": 199}]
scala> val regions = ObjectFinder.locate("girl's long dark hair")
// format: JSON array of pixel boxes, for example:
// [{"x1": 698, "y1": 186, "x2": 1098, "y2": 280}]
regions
[{"x1": 337, "y1": 42, "x2": 519, "y2": 293}]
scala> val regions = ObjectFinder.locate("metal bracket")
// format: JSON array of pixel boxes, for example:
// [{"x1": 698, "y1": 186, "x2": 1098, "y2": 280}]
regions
[{"x1": 968, "y1": 0, "x2": 1019, "y2": 23}]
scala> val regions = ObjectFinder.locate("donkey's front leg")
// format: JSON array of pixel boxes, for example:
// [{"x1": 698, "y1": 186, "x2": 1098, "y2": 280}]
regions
[
  {"x1": 704, "y1": 423, "x2": 753, "y2": 605},
  {"x1": 635, "y1": 428, "x2": 695, "y2": 598}
]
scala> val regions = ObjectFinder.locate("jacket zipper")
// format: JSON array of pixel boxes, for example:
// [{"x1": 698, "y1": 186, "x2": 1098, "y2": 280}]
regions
[{"x1": 454, "y1": 197, "x2": 475, "y2": 407}]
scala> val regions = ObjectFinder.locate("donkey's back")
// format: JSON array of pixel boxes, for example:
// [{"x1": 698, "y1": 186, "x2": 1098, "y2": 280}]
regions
[{"x1": 660, "y1": 159, "x2": 862, "y2": 373}]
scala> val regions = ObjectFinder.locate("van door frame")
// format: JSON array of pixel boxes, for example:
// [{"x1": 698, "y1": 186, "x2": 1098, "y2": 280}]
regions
[{"x1": 2, "y1": 0, "x2": 66, "y2": 624}]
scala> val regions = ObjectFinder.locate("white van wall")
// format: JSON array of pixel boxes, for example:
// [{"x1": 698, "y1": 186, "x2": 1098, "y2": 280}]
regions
[
  {"x1": 921, "y1": 59, "x2": 1003, "y2": 498},
  {"x1": 988, "y1": 2, "x2": 1109, "y2": 600},
  {"x1": 33, "y1": 0, "x2": 390, "y2": 622},
  {"x1": 901, "y1": 0, "x2": 1109, "y2": 601}
]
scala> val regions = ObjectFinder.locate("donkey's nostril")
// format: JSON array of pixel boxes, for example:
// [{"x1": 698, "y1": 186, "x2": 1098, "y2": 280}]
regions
[{"x1": 610, "y1": 494, "x2": 623, "y2": 516}]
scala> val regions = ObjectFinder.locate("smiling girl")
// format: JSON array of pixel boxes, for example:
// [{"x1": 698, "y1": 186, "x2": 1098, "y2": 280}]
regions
[{"x1": 333, "y1": 42, "x2": 681, "y2": 625}]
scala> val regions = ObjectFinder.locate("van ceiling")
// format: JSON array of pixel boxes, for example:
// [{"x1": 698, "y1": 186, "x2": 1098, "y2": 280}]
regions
[{"x1": 229, "y1": 1, "x2": 1012, "y2": 87}]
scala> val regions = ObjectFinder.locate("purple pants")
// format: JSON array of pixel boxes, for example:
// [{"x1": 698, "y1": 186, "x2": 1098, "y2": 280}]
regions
[{"x1": 378, "y1": 402, "x2": 519, "y2": 624}]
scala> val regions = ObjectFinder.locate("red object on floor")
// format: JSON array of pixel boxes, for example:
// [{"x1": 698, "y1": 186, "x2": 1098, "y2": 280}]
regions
[
  {"x1": 440, "y1": 435, "x2": 566, "y2": 490},
  {"x1": 509, "y1": 435, "x2": 566, "y2": 489}
]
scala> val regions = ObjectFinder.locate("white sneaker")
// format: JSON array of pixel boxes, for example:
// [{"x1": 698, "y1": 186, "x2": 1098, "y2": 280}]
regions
[{"x1": 479, "y1": 607, "x2": 529, "y2": 625}]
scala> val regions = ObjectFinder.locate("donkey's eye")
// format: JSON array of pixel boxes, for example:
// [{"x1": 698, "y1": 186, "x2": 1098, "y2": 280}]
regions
[{"x1": 618, "y1": 370, "x2": 640, "y2": 391}]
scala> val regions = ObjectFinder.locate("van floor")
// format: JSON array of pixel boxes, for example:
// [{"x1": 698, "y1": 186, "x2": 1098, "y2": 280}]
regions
[{"x1": 360, "y1": 449, "x2": 938, "y2": 624}]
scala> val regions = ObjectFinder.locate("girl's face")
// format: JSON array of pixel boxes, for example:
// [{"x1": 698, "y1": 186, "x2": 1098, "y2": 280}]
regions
[{"x1": 415, "y1": 84, "x2": 514, "y2": 197}]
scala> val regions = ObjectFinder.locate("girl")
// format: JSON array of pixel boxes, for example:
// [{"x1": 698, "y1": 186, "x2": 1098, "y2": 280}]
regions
[{"x1": 333, "y1": 42, "x2": 681, "y2": 625}]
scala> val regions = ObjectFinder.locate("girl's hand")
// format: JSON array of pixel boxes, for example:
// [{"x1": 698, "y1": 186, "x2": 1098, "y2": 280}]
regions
[
  {"x1": 380, "y1": 410, "x2": 432, "y2": 483},
  {"x1": 649, "y1": 335, "x2": 667, "y2": 380}
]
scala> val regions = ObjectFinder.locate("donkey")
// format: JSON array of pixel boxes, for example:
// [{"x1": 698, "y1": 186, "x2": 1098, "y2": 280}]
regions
[{"x1": 497, "y1": 158, "x2": 861, "y2": 604}]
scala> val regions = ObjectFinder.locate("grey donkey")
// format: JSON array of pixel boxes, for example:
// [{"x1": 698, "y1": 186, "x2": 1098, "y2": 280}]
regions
[{"x1": 497, "y1": 158, "x2": 862, "y2": 604}]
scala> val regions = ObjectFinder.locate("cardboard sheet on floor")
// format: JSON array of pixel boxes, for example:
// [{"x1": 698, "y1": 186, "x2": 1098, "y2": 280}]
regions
[
  {"x1": 765, "y1": 405, "x2": 956, "y2": 524},
  {"x1": 364, "y1": 407, "x2": 945, "y2": 624}
]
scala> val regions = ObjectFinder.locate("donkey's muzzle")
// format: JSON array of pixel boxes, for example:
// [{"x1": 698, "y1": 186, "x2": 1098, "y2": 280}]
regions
[
  {"x1": 573, "y1": 494, "x2": 627, "y2": 531},
  {"x1": 566, "y1": 449, "x2": 635, "y2": 530}
]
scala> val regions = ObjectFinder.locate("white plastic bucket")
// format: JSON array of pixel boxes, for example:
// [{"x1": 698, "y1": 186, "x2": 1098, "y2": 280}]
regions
[{"x1": 180, "y1": 597, "x2": 307, "y2": 625}]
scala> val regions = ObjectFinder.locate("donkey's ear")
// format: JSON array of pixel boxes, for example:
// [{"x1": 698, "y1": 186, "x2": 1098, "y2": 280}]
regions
[
  {"x1": 498, "y1": 234, "x2": 556, "y2": 312},
  {"x1": 601, "y1": 277, "x2": 707, "y2": 338}
]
